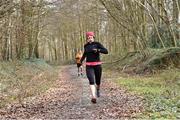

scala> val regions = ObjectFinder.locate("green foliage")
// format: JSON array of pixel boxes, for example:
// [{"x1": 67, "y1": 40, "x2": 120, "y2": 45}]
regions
[
  {"x1": 146, "y1": 47, "x2": 180, "y2": 67},
  {"x1": 104, "y1": 47, "x2": 180, "y2": 76},
  {"x1": 115, "y1": 69, "x2": 180, "y2": 119},
  {"x1": 148, "y1": 26, "x2": 180, "y2": 48},
  {"x1": 103, "y1": 51, "x2": 144, "y2": 70}
]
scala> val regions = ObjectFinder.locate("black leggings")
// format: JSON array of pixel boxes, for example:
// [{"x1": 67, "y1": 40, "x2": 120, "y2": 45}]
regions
[{"x1": 86, "y1": 65, "x2": 102, "y2": 85}]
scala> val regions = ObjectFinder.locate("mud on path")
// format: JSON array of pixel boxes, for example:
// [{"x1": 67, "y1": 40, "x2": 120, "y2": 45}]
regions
[{"x1": 0, "y1": 65, "x2": 144, "y2": 119}]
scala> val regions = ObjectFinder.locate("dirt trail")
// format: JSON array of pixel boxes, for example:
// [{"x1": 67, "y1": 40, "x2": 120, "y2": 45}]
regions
[{"x1": 0, "y1": 65, "x2": 144, "y2": 119}]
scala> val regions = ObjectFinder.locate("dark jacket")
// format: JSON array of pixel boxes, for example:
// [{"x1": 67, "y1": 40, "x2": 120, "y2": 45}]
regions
[{"x1": 80, "y1": 41, "x2": 108, "y2": 63}]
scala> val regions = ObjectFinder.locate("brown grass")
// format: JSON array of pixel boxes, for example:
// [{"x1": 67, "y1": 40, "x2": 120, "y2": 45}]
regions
[{"x1": 0, "y1": 60, "x2": 59, "y2": 108}]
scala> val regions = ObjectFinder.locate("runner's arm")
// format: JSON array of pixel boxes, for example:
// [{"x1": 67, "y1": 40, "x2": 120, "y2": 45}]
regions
[
  {"x1": 80, "y1": 52, "x2": 86, "y2": 63},
  {"x1": 97, "y1": 42, "x2": 108, "y2": 54}
]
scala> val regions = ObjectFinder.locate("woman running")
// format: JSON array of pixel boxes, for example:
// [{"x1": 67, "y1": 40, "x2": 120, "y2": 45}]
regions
[{"x1": 80, "y1": 32, "x2": 108, "y2": 103}]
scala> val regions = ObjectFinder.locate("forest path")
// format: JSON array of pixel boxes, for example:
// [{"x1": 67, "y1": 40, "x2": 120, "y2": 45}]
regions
[{"x1": 0, "y1": 65, "x2": 144, "y2": 119}]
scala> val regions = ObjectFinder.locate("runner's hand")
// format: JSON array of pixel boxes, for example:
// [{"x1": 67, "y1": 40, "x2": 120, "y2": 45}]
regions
[{"x1": 93, "y1": 49, "x2": 98, "y2": 53}]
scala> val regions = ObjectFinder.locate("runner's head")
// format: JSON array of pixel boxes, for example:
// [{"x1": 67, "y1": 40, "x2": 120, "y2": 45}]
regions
[{"x1": 86, "y1": 32, "x2": 94, "y2": 43}]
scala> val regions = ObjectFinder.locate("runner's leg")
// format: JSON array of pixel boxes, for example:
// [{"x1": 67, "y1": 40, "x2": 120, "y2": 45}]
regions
[{"x1": 86, "y1": 66, "x2": 96, "y2": 101}]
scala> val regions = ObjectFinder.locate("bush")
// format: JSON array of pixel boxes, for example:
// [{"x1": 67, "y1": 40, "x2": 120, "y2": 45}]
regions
[{"x1": 148, "y1": 25, "x2": 180, "y2": 48}]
